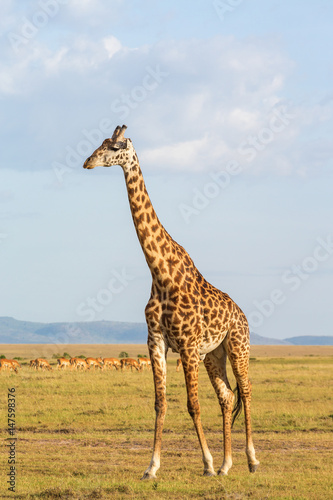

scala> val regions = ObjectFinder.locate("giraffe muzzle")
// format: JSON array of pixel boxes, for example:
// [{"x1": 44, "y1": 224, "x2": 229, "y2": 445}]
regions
[{"x1": 83, "y1": 157, "x2": 94, "y2": 169}]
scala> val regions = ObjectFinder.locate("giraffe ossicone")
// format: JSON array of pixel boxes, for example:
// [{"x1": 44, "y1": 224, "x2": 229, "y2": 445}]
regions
[{"x1": 83, "y1": 125, "x2": 259, "y2": 479}]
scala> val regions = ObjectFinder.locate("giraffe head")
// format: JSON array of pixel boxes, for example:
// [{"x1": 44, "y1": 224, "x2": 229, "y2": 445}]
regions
[{"x1": 83, "y1": 124, "x2": 134, "y2": 169}]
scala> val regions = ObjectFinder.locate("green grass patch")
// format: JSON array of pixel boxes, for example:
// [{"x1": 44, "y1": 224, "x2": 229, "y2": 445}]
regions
[{"x1": 0, "y1": 353, "x2": 332, "y2": 498}]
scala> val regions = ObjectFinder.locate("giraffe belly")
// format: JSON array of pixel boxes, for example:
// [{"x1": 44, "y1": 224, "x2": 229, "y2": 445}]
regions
[{"x1": 199, "y1": 327, "x2": 228, "y2": 355}]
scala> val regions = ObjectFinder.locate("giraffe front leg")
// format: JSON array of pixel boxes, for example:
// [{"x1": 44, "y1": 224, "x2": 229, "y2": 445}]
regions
[
  {"x1": 141, "y1": 339, "x2": 167, "y2": 480},
  {"x1": 181, "y1": 351, "x2": 216, "y2": 477}
]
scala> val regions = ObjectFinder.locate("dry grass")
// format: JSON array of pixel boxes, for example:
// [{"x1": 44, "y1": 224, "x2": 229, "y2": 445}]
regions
[
  {"x1": 0, "y1": 345, "x2": 332, "y2": 499},
  {"x1": 1, "y1": 343, "x2": 333, "y2": 361}
]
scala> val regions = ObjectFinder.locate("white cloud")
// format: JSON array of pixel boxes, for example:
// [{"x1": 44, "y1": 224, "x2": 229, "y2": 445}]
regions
[
  {"x1": 0, "y1": 27, "x2": 331, "y2": 178},
  {"x1": 228, "y1": 108, "x2": 260, "y2": 131},
  {"x1": 141, "y1": 137, "x2": 212, "y2": 172},
  {"x1": 103, "y1": 35, "x2": 122, "y2": 59},
  {"x1": 67, "y1": 0, "x2": 123, "y2": 15}
]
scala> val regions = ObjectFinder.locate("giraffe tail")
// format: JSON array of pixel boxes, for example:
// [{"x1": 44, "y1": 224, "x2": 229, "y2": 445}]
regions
[{"x1": 231, "y1": 383, "x2": 242, "y2": 427}]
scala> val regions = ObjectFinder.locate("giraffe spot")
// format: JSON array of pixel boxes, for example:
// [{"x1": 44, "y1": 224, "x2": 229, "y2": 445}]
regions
[
  {"x1": 162, "y1": 277, "x2": 172, "y2": 287},
  {"x1": 174, "y1": 271, "x2": 183, "y2": 285},
  {"x1": 141, "y1": 227, "x2": 150, "y2": 239},
  {"x1": 151, "y1": 241, "x2": 158, "y2": 253},
  {"x1": 160, "y1": 242, "x2": 170, "y2": 256}
]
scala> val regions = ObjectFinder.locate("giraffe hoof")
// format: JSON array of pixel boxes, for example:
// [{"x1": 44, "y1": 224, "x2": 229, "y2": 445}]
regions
[
  {"x1": 217, "y1": 469, "x2": 228, "y2": 476},
  {"x1": 248, "y1": 461, "x2": 260, "y2": 473},
  {"x1": 141, "y1": 471, "x2": 157, "y2": 481},
  {"x1": 203, "y1": 470, "x2": 216, "y2": 477}
]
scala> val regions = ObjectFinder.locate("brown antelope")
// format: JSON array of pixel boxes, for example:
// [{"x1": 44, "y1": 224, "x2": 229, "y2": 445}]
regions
[
  {"x1": 71, "y1": 358, "x2": 89, "y2": 370},
  {"x1": 138, "y1": 357, "x2": 151, "y2": 370},
  {"x1": 103, "y1": 357, "x2": 122, "y2": 370},
  {"x1": 96, "y1": 357, "x2": 104, "y2": 366},
  {"x1": 36, "y1": 358, "x2": 53, "y2": 371},
  {"x1": 57, "y1": 358, "x2": 71, "y2": 370},
  {"x1": 30, "y1": 359, "x2": 38, "y2": 369},
  {"x1": 121, "y1": 358, "x2": 141, "y2": 371},
  {"x1": 176, "y1": 358, "x2": 182, "y2": 372},
  {"x1": 0, "y1": 359, "x2": 18, "y2": 373},
  {"x1": 8, "y1": 359, "x2": 21, "y2": 369},
  {"x1": 70, "y1": 357, "x2": 78, "y2": 368},
  {"x1": 86, "y1": 357, "x2": 102, "y2": 370},
  {"x1": 70, "y1": 357, "x2": 84, "y2": 369}
]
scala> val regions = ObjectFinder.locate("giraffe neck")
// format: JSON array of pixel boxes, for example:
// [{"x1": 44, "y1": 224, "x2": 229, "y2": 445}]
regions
[{"x1": 122, "y1": 161, "x2": 185, "y2": 284}]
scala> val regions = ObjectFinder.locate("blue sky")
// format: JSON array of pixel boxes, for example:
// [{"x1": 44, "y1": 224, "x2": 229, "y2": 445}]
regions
[{"x1": 0, "y1": 0, "x2": 332, "y2": 340}]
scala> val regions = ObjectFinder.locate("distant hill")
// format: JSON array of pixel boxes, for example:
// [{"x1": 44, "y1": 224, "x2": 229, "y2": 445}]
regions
[
  {"x1": 284, "y1": 336, "x2": 333, "y2": 346},
  {"x1": 0, "y1": 317, "x2": 332, "y2": 346},
  {"x1": 250, "y1": 332, "x2": 290, "y2": 345},
  {"x1": 0, "y1": 317, "x2": 147, "y2": 344}
]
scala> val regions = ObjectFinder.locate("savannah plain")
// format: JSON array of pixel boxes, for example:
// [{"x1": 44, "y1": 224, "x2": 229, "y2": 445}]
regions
[{"x1": 0, "y1": 344, "x2": 332, "y2": 499}]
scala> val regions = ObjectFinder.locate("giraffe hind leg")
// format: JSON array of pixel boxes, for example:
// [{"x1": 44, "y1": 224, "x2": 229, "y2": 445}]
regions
[
  {"x1": 225, "y1": 327, "x2": 260, "y2": 473},
  {"x1": 204, "y1": 345, "x2": 234, "y2": 476}
]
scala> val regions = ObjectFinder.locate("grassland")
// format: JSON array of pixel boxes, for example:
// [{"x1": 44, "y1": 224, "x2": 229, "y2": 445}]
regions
[{"x1": 0, "y1": 345, "x2": 332, "y2": 499}]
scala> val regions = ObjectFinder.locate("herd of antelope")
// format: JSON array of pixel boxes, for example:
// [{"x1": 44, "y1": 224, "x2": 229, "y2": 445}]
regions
[
  {"x1": 0, "y1": 356, "x2": 185, "y2": 374},
  {"x1": 0, "y1": 356, "x2": 158, "y2": 373}
]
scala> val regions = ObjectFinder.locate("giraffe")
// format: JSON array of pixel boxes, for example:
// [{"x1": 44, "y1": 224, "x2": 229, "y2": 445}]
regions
[{"x1": 83, "y1": 125, "x2": 259, "y2": 479}]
